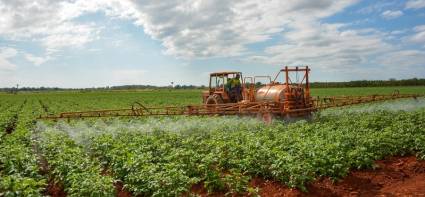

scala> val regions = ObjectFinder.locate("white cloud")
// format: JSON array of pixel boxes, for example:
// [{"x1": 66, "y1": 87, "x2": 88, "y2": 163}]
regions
[
  {"x1": 406, "y1": 0, "x2": 425, "y2": 9},
  {"x1": 40, "y1": 22, "x2": 100, "y2": 50},
  {"x1": 0, "y1": 47, "x2": 17, "y2": 58},
  {"x1": 372, "y1": 50, "x2": 425, "y2": 79},
  {"x1": 405, "y1": 25, "x2": 425, "y2": 47},
  {"x1": 0, "y1": 47, "x2": 18, "y2": 71},
  {"x1": 256, "y1": 22, "x2": 392, "y2": 71},
  {"x1": 376, "y1": 50, "x2": 425, "y2": 67},
  {"x1": 0, "y1": 0, "x2": 102, "y2": 51},
  {"x1": 357, "y1": 1, "x2": 398, "y2": 14},
  {"x1": 111, "y1": 69, "x2": 146, "y2": 85},
  {"x1": 24, "y1": 53, "x2": 50, "y2": 66},
  {"x1": 247, "y1": 20, "x2": 425, "y2": 79},
  {"x1": 0, "y1": 0, "x2": 113, "y2": 68},
  {"x1": 0, "y1": 0, "x2": 424, "y2": 82},
  {"x1": 0, "y1": 58, "x2": 17, "y2": 71},
  {"x1": 0, "y1": 0, "x2": 360, "y2": 59},
  {"x1": 381, "y1": 10, "x2": 403, "y2": 19},
  {"x1": 107, "y1": 0, "x2": 359, "y2": 58},
  {"x1": 390, "y1": 30, "x2": 407, "y2": 35}
]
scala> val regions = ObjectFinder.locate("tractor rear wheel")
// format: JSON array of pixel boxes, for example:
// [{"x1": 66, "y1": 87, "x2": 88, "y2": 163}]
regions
[
  {"x1": 205, "y1": 94, "x2": 223, "y2": 105},
  {"x1": 205, "y1": 94, "x2": 223, "y2": 114}
]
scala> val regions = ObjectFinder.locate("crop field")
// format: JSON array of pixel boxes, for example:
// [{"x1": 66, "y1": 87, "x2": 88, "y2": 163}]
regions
[
  {"x1": 1, "y1": 86, "x2": 425, "y2": 196},
  {"x1": 310, "y1": 86, "x2": 425, "y2": 96}
]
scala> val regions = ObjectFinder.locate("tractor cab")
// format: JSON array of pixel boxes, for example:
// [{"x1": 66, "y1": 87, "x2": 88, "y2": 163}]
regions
[{"x1": 202, "y1": 71, "x2": 243, "y2": 104}]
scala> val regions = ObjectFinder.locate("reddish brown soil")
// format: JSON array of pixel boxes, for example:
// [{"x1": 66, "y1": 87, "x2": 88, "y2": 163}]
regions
[
  {"x1": 188, "y1": 182, "x2": 226, "y2": 197},
  {"x1": 45, "y1": 180, "x2": 66, "y2": 197},
  {"x1": 5, "y1": 115, "x2": 18, "y2": 134},
  {"x1": 42, "y1": 156, "x2": 425, "y2": 196},
  {"x1": 192, "y1": 156, "x2": 425, "y2": 197},
  {"x1": 101, "y1": 167, "x2": 132, "y2": 197},
  {"x1": 190, "y1": 182, "x2": 208, "y2": 196},
  {"x1": 302, "y1": 156, "x2": 425, "y2": 197},
  {"x1": 32, "y1": 140, "x2": 66, "y2": 197},
  {"x1": 115, "y1": 181, "x2": 132, "y2": 197},
  {"x1": 249, "y1": 178, "x2": 299, "y2": 197}
]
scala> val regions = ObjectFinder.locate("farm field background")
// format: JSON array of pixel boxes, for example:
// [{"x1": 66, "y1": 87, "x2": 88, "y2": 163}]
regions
[
  {"x1": 1, "y1": 86, "x2": 424, "y2": 111},
  {"x1": 1, "y1": 86, "x2": 425, "y2": 196}
]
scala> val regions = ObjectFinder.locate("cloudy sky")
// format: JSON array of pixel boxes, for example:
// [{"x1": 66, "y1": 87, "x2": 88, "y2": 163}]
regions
[{"x1": 1, "y1": 0, "x2": 425, "y2": 88}]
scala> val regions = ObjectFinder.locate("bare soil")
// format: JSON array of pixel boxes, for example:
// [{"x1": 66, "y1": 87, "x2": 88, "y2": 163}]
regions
[
  {"x1": 45, "y1": 180, "x2": 66, "y2": 197},
  {"x1": 5, "y1": 114, "x2": 18, "y2": 134},
  {"x1": 101, "y1": 167, "x2": 132, "y2": 197},
  {"x1": 115, "y1": 181, "x2": 132, "y2": 197},
  {"x1": 188, "y1": 182, "x2": 226, "y2": 197},
  {"x1": 42, "y1": 156, "x2": 425, "y2": 197},
  {"x1": 193, "y1": 156, "x2": 425, "y2": 197},
  {"x1": 255, "y1": 156, "x2": 425, "y2": 197}
]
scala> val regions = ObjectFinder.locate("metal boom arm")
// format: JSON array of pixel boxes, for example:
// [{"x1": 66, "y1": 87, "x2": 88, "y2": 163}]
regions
[{"x1": 38, "y1": 93, "x2": 423, "y2": 120}]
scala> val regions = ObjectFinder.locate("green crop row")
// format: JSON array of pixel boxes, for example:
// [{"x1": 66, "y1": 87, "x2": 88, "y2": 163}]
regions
[
  {"x1": 28, "y1": 90, "x2": 202, "y2": 114},
  {"x1": 0, "y1": 89, "x2": 424, "y2": 196},
  {"x1": 35, "y1": 127, "x2": 115, "y2": 196},
  {"x1": 0, "y1": 99, "x2": 46, "y2": 197},
  {"x1": 1, "y1": 96, "x2": 118, "y2": 197},
  {"x1": 0, "y1": 101, "x2": 22, "y2": 135},
  {"x1": 311, "y1": 86, "x2": 425, "y2": 96},
  {"x1": 40, "y1": 108, "x2": 423, "y2": 196}
]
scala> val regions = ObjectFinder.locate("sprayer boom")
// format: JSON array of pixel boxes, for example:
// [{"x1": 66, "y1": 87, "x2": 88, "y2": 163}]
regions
[
  {"x1": 37, "y1": 66, "x2": 424, "y2": 122},
  {"x1": 38, "y1": 93, "x2": 422, "y2": 121}
]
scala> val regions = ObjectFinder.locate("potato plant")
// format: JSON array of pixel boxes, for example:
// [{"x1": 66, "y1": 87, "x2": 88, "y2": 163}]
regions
[
  {"x1": 36, "y1": 128, "x2": 115, "y2": 196},
  {"x1": 0, "y1": 90, "x2": 424, "y2": 196},
  {"x1": 40, "y1": 108, "x2": 425, "y2": 195},
  {"x1": 0, "y1": 99, "x2": 46, "y2": 196}
]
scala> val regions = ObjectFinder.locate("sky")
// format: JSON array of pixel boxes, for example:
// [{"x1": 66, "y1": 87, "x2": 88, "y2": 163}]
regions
[{"x1": 0, "y1": 0, "x2": 425, "y2": 88}]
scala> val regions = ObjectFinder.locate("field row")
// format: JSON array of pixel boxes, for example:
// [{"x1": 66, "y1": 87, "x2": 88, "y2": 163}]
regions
[
  {"x1": 1, "y1": 86, "x2": 424, "y2": 113},
  {"x1": 0, "y1": 98, "x2": 46, "y2": 196},
  {"x1": 0, "y1": 89, "x2": 424, "y2": 196},
  {"x1": 35, "y1": 109, "x2": 425, "y2": 196}
]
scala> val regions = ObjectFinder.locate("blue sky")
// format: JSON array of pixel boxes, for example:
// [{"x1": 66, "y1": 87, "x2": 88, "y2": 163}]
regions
[{"x1": 0, "y1": 0, "x2": 425, "y2": 88}]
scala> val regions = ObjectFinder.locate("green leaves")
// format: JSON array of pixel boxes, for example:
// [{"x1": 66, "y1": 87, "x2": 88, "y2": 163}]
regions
[
  {"x1": 0, "y1": 175, "x2": 46, "y2": 197},
  {"x1": 37, "y1": 130, "x2": 115, "y2": 196},
  {"x1": 79, "y1": 111, "x2": 425, "y2": 195},
  {"x1": 3, "y1": 91, "x2": 422, "y2": 196},
  {"x1": 0, "y1": 99, "x2": 46, "y2": 196}
]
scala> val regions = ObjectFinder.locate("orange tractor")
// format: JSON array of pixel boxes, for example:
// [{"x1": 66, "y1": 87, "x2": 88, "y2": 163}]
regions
[
  {"x1": 202, "y1": 72, "x2": 243, "y2": 105},
  {"x1": 39, "y1": 66, "x2": 422, "y2": 123},
  {"x1": 202, "y1": 67, "x2": 313, "y2": 117}
]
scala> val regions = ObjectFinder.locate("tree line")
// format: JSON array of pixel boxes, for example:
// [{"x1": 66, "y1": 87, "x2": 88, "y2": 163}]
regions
[
  {"x1": 0, "y1": 78, "x2": 424, "y2": 93},
  {"x1": 309, "y1": 78, "x2": 425, "y2": 88}
]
